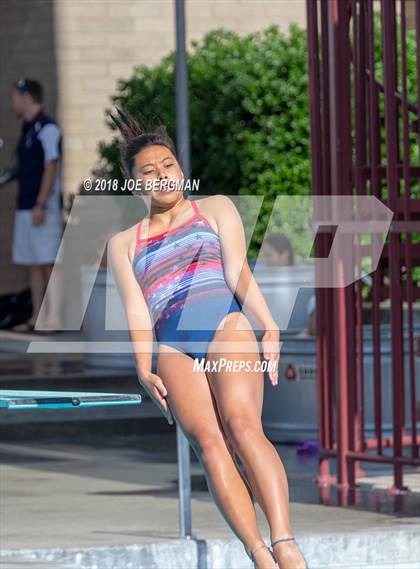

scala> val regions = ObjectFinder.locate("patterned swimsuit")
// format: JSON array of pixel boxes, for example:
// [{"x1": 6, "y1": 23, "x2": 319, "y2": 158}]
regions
[{"x1": 132, "y1": 198, "x2": 242, "y2": 360}]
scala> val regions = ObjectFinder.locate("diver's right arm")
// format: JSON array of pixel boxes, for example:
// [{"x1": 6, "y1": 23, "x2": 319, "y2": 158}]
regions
[
  {"x1": 107, "y1": 232, "x2": 154, "y2": 377},
  {"x1": 107, "y1": 233, "x2": 173, "y2": 423}
]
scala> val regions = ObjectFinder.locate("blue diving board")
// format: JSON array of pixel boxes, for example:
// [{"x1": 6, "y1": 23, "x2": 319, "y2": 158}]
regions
[{"x1": 0, "y1": 390, "x2": 142, "y2": 410}]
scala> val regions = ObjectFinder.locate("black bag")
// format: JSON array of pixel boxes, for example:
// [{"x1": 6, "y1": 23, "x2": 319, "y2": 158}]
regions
[{"x1": 0, "y1": 288, "x2": 32, "y2": 329}]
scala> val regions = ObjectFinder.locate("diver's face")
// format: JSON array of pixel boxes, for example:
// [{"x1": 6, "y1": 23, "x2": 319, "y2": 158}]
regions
[{"x1": 133, "y1": 145, "x2": 184, "y2": 202}]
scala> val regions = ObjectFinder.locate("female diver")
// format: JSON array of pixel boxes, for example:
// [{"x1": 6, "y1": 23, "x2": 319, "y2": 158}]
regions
[{"x1": 107, "y1": 109, "x2": 308, "y2": 569}]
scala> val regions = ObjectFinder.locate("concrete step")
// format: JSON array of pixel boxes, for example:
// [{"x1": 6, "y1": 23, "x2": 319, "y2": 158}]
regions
[{"x1": 1, "y1": 527, "x2": 419, "y2": 569}]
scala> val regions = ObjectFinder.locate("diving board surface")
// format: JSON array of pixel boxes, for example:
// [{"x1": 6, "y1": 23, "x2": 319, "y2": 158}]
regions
[{"x1": 0, "y1": 390, "x2": 142, "y2": 410}]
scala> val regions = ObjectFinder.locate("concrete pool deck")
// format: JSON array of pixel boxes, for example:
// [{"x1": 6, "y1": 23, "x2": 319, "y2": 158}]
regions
[
  {"x1": 1, "y1": 329, "x2": 419, "y2": 568},
  {"x1": 1, "y1": 430, "x2": 419, "y2": 568}
]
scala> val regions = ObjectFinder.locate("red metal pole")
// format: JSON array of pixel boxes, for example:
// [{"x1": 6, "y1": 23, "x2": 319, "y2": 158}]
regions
[
  {"x1": 366, "y1": 0, "x2": 385, "y2": 459},
  {"x1": 401, "y1": 0, "x2": 419, "y2": 463},
  {"x1": 329, "y1": 0, "x2": 354, "y2": 500},
  {"x1": 381, "y1": 0, "x2": 406, "y2": 493}
]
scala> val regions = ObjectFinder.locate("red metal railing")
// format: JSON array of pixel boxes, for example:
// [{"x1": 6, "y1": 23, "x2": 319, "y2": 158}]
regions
[{"x1": 306, "y1": 0, "x2": 420, "y2": 506}]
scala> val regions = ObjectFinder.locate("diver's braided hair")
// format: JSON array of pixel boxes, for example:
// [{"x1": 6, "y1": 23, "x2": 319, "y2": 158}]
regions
[{"x1": 108, "y1": 107, "x2": 178, "y2": 178}]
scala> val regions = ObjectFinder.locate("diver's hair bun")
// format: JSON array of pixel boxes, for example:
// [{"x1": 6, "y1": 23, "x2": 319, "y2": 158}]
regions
[
  {"x1": 107, "y1": 106, "x2": 178, "y2": 179},
  {"x1": 108, "y1": 106, "x2": 143, "y2": 139}
]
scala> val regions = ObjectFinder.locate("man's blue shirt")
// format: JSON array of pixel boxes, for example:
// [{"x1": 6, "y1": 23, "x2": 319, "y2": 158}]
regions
[{"x1": 16, "y1": 110, "x2": 62, "y2": 210}]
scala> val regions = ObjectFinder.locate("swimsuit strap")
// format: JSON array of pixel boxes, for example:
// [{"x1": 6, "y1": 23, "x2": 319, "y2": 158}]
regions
[{"x1": 191, "y1": 199, "x2": 200, "y2": 216}]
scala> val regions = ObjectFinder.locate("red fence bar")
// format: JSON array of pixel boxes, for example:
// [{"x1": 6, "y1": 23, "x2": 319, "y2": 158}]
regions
[
  {"x1": 320, "y1": 0, "x2": 335, "y2": 463},
  {"x1": 366, "y1": 0, "x2": 385, "y2": 459},
  {"x1": 306, "y1": 0, "x2": 420, "y2": 508},
  {"x1": 352, "y1": 0, "x2": 367, "y2": 481},
  {"x1": 416, "y1": 0, "x2": 420, "y2": 151},
  {"x1": 381, "y1": 0, "x2": 405, "y2": 493},
  {"x1": 400, "y1": 0, "x2": 418, "y2": 463}
]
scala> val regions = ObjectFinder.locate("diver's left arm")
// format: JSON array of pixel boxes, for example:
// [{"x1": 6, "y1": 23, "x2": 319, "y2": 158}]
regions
[{"x1": 213, "y1": 195, "x2": 280, "y2": 381}]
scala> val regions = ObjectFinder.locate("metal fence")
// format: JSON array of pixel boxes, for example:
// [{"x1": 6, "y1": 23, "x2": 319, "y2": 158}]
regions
[{"x1": 306, "y1": 0, "x2": 420, "y2": 505}]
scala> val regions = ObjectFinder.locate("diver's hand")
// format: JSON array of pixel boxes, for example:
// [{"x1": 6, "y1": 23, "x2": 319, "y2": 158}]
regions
[
  {"x1": 262, "y1": 327, "x2": 280, "y2": 386},
  {"x1": 139, "y1": 371, "x2": 174, "y2": 424}
]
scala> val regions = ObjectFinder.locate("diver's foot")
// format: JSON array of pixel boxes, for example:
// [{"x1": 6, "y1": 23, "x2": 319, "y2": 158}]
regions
[
  {"x1": 271, "y1": 536, "x2": 308, "y2": 569},
  {"x1": 246, "y1": 542, "x2": 278, "y2": 568}
]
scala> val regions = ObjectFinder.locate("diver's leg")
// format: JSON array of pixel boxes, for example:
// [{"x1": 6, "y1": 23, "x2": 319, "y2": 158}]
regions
[
  {"x1": 156, "y1": 344, "x2": 276, "y2": 567},
  {"x1": 205, "y1": 313, "x2": 307, "y2": 569}
]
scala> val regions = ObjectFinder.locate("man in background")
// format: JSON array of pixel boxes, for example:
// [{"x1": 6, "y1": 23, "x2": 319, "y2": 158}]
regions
[
  {"x1": 260, "y1": 232, "x2": 294, "y2": 266},
  {"x1": 260, "y1": 231, "x2": 316, "y2": 335},
  {"x1": 3, "y1": 78, "x2": 63, "y2": 332}
]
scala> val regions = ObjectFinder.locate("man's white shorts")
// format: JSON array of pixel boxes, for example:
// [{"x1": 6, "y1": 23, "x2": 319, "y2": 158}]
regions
[{"x1": 12, "y1": 209, "x2": 64, "y2": 265}]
